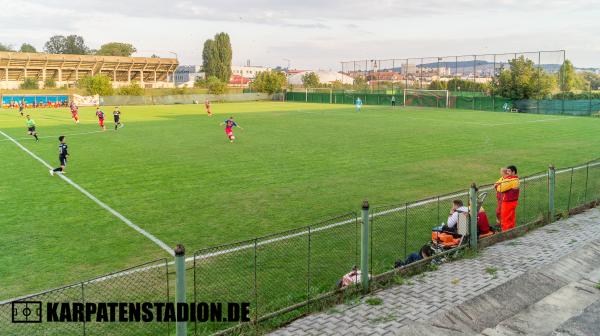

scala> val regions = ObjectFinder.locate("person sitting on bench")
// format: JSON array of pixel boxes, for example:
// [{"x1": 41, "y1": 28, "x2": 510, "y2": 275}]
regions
[{"x1": 441, "y1": 200, "x2": 468, "y2": 233}]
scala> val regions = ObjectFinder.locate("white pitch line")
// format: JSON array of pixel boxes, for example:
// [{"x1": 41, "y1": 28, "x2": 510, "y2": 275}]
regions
[
  {"x1": 0, "y1": 130, "x2": 174, "y2": 256},
  {"x1": 487, "y1": 117, "x2": 577, "y2": 126},
  {"x1": 186, "y1": 160, "x2": 600, "y2": 263},
  {"x1": 3, "y1": 159, "x2": 598, "y2": 304},
  {"x1": 0, "y1": 130, "x2": 105, "y2": 142}
]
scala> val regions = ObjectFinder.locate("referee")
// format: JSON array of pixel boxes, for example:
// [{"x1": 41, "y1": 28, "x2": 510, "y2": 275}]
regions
[{"x1": 25, "y1": 115, "x2": 39, "y2": 142}]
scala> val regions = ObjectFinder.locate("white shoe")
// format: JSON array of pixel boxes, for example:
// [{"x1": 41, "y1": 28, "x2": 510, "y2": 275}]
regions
[{"x1": 49, "y1": 170, "x2": 54, "y2": 176}]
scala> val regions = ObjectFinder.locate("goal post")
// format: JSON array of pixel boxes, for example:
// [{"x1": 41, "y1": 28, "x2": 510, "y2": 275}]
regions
[
  {"x1": 403, "y1": 89, "x2": 449, "y2": 108},
  {"x1": 306, "y1": 87, "x2": 334, "y2": 104}
]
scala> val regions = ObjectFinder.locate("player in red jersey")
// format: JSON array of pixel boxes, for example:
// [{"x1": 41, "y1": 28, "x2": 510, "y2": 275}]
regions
[
  {"x1": 220, "y1": 117, "x2": 243, "y2": 143},
  {"x1": 205, "y1": 99, "x2": 213, "y2": 116},
  {"x1": 96, "y1": 107, "x2": 106, "y2": 131},
  {"x1": 70, "y1": 102, "x2": 80, "y2": 124}
]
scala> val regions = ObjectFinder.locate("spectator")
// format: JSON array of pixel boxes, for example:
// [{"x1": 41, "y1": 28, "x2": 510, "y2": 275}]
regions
[
  {"x1": 336, "y1": 266, "x2": 370, "y2": 289},
  {"x1": 494, "y1": 167, "x2": 509, "y2": 226},
  {"x1": 391, "y1": 96, "x2": 396, "y2": 107},
  {"x1": 496, "y1": 165, "x2": 520, "y2": 231},
  {"x1": 443, "y1": 200, "x2": 469, "y2": 233},
  {"x1": 394, "y1": 244, "x2": 434, "y2": 268},
  {"x1": 474, "y1": 205, "x2": 491, "y2": 235}
]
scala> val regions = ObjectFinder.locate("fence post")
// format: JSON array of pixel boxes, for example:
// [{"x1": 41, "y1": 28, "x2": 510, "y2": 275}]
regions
[
  {"x1": 469, "y1": 183, "x2": 478, "y2": 249},
  {"x1": 174, "y1": 244, "x2": 187, "y2": 336},
  {"x1": 548, "y1": 165, "x2": 556, "y2": 222},
  {"x1": 360, "y1": 200, "x2": 370, "y2": 293}
]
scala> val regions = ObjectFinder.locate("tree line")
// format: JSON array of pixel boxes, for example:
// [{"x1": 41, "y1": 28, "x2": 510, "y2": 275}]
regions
[
  {"x1": 428, "y1": 57, "x2": 600, "y2": 99},
  {"x1": 0, "y1": 35, "x2": 139, "y2": 57}
]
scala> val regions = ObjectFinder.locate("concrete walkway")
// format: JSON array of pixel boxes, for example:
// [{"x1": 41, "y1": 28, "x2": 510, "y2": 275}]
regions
[{"x1": 270, "y1": 208, "x2": 600, "y2": 336}]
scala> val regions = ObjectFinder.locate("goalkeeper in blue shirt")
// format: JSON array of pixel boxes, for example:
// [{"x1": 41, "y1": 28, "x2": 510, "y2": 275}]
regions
[{"x1": 355, "y1": 97, "x2": 363, "y2": 112}]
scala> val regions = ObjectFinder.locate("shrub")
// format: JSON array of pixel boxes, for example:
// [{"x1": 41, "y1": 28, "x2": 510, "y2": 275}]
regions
[
  {"x1": 206, "y1": 76, "x2": 227, "y2": 95},
  {"x1": 117, "y1": 81, "x2": 144, "y2": 96},
  {"x1": 44, "y1": 78, "x2": 57, "y2": 88},
  {"x1": 170, "y1": 87, "x2": 188, "y2": 95},
  {"x1": 77, "y1": 74, "x2": 113, "y2": 96},
  {"x1": 20, "y1": 78, "x2": 39, "y2": 89}
]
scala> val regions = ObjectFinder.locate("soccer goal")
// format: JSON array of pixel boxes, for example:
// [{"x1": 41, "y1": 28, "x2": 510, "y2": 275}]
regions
[{"x1": 403, "y1": 89, "x2": 449, "y2": 108}]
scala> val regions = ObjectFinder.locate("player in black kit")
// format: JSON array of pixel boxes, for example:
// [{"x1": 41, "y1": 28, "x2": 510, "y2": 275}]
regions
[
  {"x1": 113, "y1": 106, "x2": 123, "y2": 130},
  {"x1": 50, "y1": 136, "x2": 69, "y2": 176}
]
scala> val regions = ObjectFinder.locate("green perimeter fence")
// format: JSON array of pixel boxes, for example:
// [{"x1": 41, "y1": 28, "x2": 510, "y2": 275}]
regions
[
  {"x1": 2, "y1": 158, "x2": 600, "y2": 335},
  {"x1": 285, "y1": 91, "x2": 600, "y2": 116},
  {"x1": 100, "y1": 93, "x2": 271, "y2": 106}
]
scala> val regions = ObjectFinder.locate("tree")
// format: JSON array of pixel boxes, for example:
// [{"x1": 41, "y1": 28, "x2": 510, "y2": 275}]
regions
[
  {"x1": 19, "y1": 43, "x2": 36, "y2": 53},
  {"x1": 96, "y1": 42, "x2": 137, "y2": 57},
  {"x1": 150, "y1": 54, "x2": 160, "y2": 58},
  {"x1": 581, "y1": 72, "x2": 600, "y2": 90},
  {"x1": 558, "y1": 60, "x2": 585, "y2": 92},
  {"x1": 352, "y1": 76, "x2": 368, "y2": 91},
  {"x1": 206, "y1": 76, "x2": 227, "y2": 94},
  {"x1": 20, "y1": 78, "x2": 39, "y2": 89},
  {"x1": 202, "y1": 32, "x2": 232, "y2": 83},
  {"x1": 193, "y1": 77, "x2": 207, "y2": 88},
  {"x1": 117, "y1": 81, "x2": 144, "y2": 95},
  {"x1": 445, "y1": 78, "x2": 486, "y2": 92},
  {"x1": 44, "y1": 78, "x2": 57, "y2": 88},
  {"x1": 251, "y1": 71, "x2": 286, "y2": 94},
  {"x1": 77, "y1": 74, "x2": 113, "y2": 95},
  {"x1": 428, "y1": 80, "x2": 448, "y2": 90},
  {"x1": 44, "y1": 35, "x2": 90, "y2": 54},
  {"x1": 0, "y1": 43, "x2": 13, "y2": 51},
  {"x1": 301, "y1": 72, "x2": 320, "y2": 88},
  {"x1": 493, "y1": 56, "x2": 556, "y2": 99}
]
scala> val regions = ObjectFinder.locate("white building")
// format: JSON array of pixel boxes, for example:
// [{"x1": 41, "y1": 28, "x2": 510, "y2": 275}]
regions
[
  {"x1": 287, "y1": 70, "x2": 354, "y2": 86},
  {"x1": 174, "y1": 65, "x2": 205, "y2": 88},
  {"x1": 231, "y1": 65, "x2": 271, "y2": 79}
]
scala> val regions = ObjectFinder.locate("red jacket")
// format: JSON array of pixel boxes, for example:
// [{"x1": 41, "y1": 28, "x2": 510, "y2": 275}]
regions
[{"x1": 495, "y1": 175, "x2": 520, "y2": 202}]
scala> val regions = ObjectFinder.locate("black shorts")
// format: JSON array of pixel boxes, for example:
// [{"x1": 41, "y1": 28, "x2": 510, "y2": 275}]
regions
[
  {"x1": 59, "y1": 156, "x2": 67, "y2": 166},
  {"x1": 28, "y1": 127, "x2": 36, "y2": 132},
  {"x1": 114, "y1": 117, "x2": 120, "y2": 123}
]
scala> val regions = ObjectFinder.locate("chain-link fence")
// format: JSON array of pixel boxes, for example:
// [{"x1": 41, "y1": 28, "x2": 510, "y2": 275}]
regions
[
  {"x1": 0, "y1": 258, "x2": 171, "y2": 336},
  {"x1": 284, "y1": 50, "x2": 599, "y2": 116},
  {"x1": 192, "y1": 213, "x2": 360, "y2": 335},
  {"x1": 100, "y1": 93, "x2": 271, "y2": 106},
  {"x1": 3, "y1": 159, "x2": 600, "y2": 336},
  {"x1": 189, "y1": 158, "x2": 600, "y2": 335}
]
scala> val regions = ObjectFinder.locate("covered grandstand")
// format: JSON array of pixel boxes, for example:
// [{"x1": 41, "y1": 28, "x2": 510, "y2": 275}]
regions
[{"x1": 0, "y1": 52, "x2": 178, "y2": 89}]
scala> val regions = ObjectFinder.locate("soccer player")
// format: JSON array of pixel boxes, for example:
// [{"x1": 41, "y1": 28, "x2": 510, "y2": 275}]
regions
[
  {"x1": 18, "y1": 101, "x2": 24, "y2": 116},
  {"x1": 25, "y1": 115, "x2": 39, "y2": 142},
  {"x1": 355, "y1": 97, "x2": 363, "y2": 112},
  {"x1": 70, "y1": 102, "x2": 80, "y2": 124},
  {"x1": 220, "y1": 117, "x2": 243, "y2": 143},
  {"x1": 96, "y1": 107, "x2": 106, "y2": 131},
  {"x1": 49, "y1": 135, "x2": 68, "y2": 175},
  {"x1": 113, "y1": 106, "x2": 123, "y2": 130},
  {"x1": 205, "y1": 99, "x2": 213, "y2": 116}
]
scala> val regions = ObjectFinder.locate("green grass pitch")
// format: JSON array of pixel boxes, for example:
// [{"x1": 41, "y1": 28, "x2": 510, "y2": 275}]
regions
[{"x1": 1, "y1": 101, "x2": 599, "y2": 301}]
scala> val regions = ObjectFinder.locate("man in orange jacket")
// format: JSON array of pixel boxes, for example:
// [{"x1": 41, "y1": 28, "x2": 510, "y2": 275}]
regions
[
  {"x1": 494, "y1": 168, "x2": 509, "y2": 226},
  {"x1": 495, "y1": 165, "x2": 520, "y2": 231}
]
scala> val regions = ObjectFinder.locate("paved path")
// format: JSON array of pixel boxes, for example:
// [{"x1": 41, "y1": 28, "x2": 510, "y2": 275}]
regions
[{"x1": 270, "y1": 208, "x2": 600, "y2": 336}]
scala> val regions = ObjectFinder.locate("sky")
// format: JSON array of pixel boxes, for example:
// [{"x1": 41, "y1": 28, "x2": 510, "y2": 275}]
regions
[{"x1": 0, "y1": 0, "x2": 598, "y2": 69}]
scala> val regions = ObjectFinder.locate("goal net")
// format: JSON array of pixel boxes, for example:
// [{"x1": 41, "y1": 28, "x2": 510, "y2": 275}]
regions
[{"x1": 403, "y1": 89, "x2": 449, "y2": 108}]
